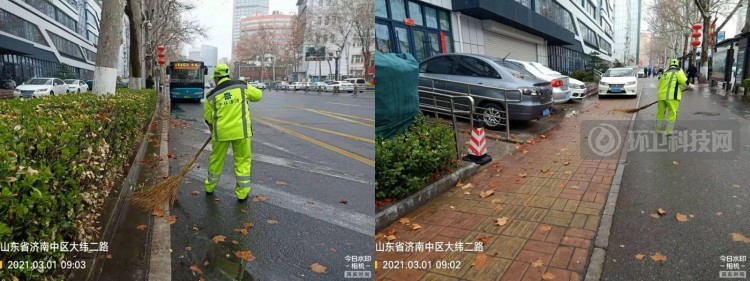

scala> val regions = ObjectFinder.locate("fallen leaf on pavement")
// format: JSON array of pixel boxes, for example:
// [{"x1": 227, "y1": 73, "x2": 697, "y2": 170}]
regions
[
  {"x1": 672, "y1": 161, "x2": 679, "y2": 165},
  {"x1": 203, "y1": 260, "x2": 209, "y2": 266},
  {"x1": 472, "y1": 253, "x2": 488, "y2": 268},
  {"x1": 676, "y1": 213, "x2": 689, "y2": 222},
  {"x1": 563, "y1": 236, "x2": 569, "y2": 242},
  {"x1": 234, "y1": 228, "x2": 249, "y2": 235},
  {"x1": 190, "y1": 265, "x2": 203, "y2": 274},
  {"x1": 192, "y1": 226, "x2": 200, "y2": 232},
  {"x1": 540, "y1": 134, "x2": 547, "y2": 139},
  {"x1": 252, "y1": 195, "x2": 268, "y2": 202},
  {"x1": 329, "y1": 247, "x2": 337, "y2": 252},
  {"x1": 540, "y1": 225, "x2": 552, "y2": 232},
  {"x1": 275, "y1": 181, "x2": 287, "y2": 186},
  {"x1": 449, "y1": 205, "x2": 455, "y2": 209},
  {"x1": 651, "y1": 252, "x2": 667, "y2": 262},
  {"x1": 491, "y1": 199, "x2": 502, "y2": 204},
  {"x1": 151, "y1": 208, "x2": 164, "y2": 217},
  {"x1": 461, "y1": 183, "x2": 474, "y2": 190},
  {"x1": 386, "y1": 229, "x2": 396, "y2": 236},
  {"x1": 563, "y1": 161, "x2": 570, "y2": 166},
  {"x1": 732, "y1": 184, "x2": 741, "y2": 188},
  {"x1": 267, "y1": 219, "x2": 278, "y2": 224},
  {"x1": 311, "y1": 263, "x2": 327, "y2": 273},
  {"x1": 519, "y1": 173, "x2": 527, "y2": 178},
  {"x1": 531, "y1": 258, "x2": 544, "y2": 268},
  {"x1": 635, "y1": 254, "x2": 645, "y2": 260},
  {"x1": 455, "y1": 180, "x2": 464, "y2": 187},
  {"x1": 386, "y1": 235, "x2": 396, "y2": 241},
  {"x1": 479, "y1": 190, "x2": 495, "y2": 198},
  {"x1": 212, "y1": 235, "x2": 226, "y2": 243},
  {"x1": 235, "y1": 251, "x2": 256, "y2": 261},
  {"x1": 464, "y1": 191, "x2": 471, "y2": 195},
  {"x1": 571, "y1": 186, "x2": 579, "y2": 189},
  {"x1": 515, "y1": 144, "x2": 522, "y2": 150},
  {"x1": 340, "y1": 199, "x2": 348, "y2": 204},
  {"x1": 716, "y1": 212, "x2": 722, "y2": 216},
  {"x1": 398, "y1": 218, "x2": 411, "y2": 225},
  {"x1": 136, "y1": 225, "x2": 147, "y2": 230},
  {"x1": 689, "y1": 214, "x2": 694, "y2": 218},
  {"x1": 190, "y1": 190, "x2": 200, "y2": 196},
  {"x1": 411, "y1": 224, "x2": 422, "y2": 230},
  {"x1": 495, "y1": 217, "x2": 510, "y2": 226},
  {"x1": 375, "y1": 233, "x2": 385, "y2": 240},
  {"x1": 657, "y1": 208, "x2": 666, "y2": 215},
  {"x1": 232, "y1": 240, "x2": 239, "y2": 245},
  {"x1": 240, "y1": 208, "x2": 248, "y2": 213},
  {"x1": 106, "y1": 254, "x2": 112, "y2": 259},
  {"x1": 542, "y1": 272, "x2": 555, "y2": 280},
  {"x1": 478, "y1": 236, "x2": 490, "y2": 245},
  {"x1": 731, "y1": 233, "x2": 750, "y2": 243},
  {"x1": 185, "y1": 246, "x2": 192, "y2": 251},
  {"x1": 650, "y1": 213, "x2": 661, "y2": 219},
  {"x1": 523, "y1": 150, "x2": 529, "y2": 154},
  {"x1": 541, "y1": 168, "x2": 550, "y2": 173},
  {"x1": 243, "y1": 222, "x2": 254, "y2": 228}
]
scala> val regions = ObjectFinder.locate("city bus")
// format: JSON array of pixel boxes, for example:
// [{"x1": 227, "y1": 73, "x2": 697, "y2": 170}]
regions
[{"x1": 166, "y1": 59, "x2": 208, "y2": 103}]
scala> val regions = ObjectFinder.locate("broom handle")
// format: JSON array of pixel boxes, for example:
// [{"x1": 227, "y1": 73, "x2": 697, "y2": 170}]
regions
[{"x1": 178, "y1": 136, "x2": 212, "y2": 176}]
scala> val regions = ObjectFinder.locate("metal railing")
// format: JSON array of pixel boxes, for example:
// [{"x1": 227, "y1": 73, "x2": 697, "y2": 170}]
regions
[{"x1": 417, "y1": 77, "x2": 519, "y2": 150}]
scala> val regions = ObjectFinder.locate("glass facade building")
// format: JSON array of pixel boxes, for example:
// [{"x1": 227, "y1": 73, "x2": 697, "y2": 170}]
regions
[
  {"x1": 612, "y1": 0, "x2": 641, "y2": 66},
  {"x1": 375, "y1": 0, "x2": 453, "y2": 63}
]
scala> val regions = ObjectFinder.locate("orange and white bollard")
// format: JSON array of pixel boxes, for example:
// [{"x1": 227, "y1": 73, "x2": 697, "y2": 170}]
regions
[{"x1": 463, "y1": 119, "x2": 492, "y2": 165}]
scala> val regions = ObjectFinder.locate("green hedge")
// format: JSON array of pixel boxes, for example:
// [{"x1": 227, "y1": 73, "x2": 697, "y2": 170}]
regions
[
  {"x1": 0, "y1": 89, "x2": 156, "y2": 279},
  {"x1": 375, "y1": 115, "x2": 457, "y2": 200},
  {"x1": 570, "y1": 70, "x2": 599, "y2": 82}
]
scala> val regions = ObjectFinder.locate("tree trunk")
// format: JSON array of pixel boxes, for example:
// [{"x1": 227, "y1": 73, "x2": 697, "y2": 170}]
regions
[
  {"x1": 125, "y1": 0, "x2": 143, "y2": 89},
  {"x1": 743, "y1": 0, "x2": 750, "y2": 33},
  {"x1": 327, "y1": 59, "x2": 332, "y2": 80},
  {"x1": 94, "y1": 0, "x2": 126, "y2": 95},
  {"x1": 699, "y1": 16, "x2": 710, "y2": 83},
  {"x1": 682, "y1": 33, "x2": 689, "y2": 63}
]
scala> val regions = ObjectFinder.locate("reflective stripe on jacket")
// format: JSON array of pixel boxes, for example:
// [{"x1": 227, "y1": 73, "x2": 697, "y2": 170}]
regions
[
  {"x1": 657, "y1": 67, "x2": 688, "y2": 101},
  {"x1": 204, "y1": 78, "x2": 263, "y2": 141}
]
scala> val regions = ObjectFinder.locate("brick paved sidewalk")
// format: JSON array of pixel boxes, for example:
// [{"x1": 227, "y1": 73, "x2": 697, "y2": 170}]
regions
[{"x1": 375, "y1": 96, "x2": 638, "y2": 281}]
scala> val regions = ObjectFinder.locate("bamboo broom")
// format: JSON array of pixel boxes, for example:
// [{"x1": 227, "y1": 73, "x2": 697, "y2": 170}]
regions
[
  {"x1": 131, "y1": 136, "x2": 211, "y2": 210},
  {"x1": 614, "y1": 86, "x2": 693, "y2": 113}
]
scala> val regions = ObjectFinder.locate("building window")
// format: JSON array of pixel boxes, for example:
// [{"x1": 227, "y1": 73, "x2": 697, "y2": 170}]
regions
[
  {"x1": 424, "y1": 6, "x2": 437, "y2": 29},
  {"x1": 408, "y1": 1, "x2": 422, "y2": 26},
  {"x1": 586, "y1": 0, "x2": 596, "y2": 18},
  {"x1": 0, "y1": 9, "x2": 49, "y2": 46},
  {"x1": 535, "y1": 0, "x2": 576, "y2": 35},
  {"x1": 375, "y1": 23, "x2": 391, "y2": 52},
  {"x1": 375, "y1": 0, "x2": 387, "y2": 18},
  {"x1": 390, "y1": 0, "x2": 405, "y2": 21},
  {"x1": 599, "y1": 36, "x2": 611, "y2": 55},
  {"x1": 578, "y1": 21, "x2": 598, "y2": 48},
  {"x1": 48, "y1": 32, "x2": 85, "y2": 60},
  {"x1": 84, "y1": 48, "x2": 96, "y2": 62},
  {"x1": 351, "y1": 55, "x2": 363, "y2": 64},
  {"x1": 602, "y1": 21, "x2": 612, "y2": 39},
  {"x1": 24, "y1": 0, "x2": 79, "y2": 33},
  {"x1": 439, "y1": 10, "x2": 450, "y2": 31}
]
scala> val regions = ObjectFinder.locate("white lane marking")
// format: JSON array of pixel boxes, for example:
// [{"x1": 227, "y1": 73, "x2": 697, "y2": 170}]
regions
[
  {"x1": 326, "y1": 102, "x2": 374, "y2": 109},
  {"x1": 179, "y1": 139, "x2": 372, "y2": 184},
  {"x1": 184, "y1": 169, "x2": 375, "y2": 236},
  {"x1": 255, "y1": 139, "x2": 292, "y2": 153}
]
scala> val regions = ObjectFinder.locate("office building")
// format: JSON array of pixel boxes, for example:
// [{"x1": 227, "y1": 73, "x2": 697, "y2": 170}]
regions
[
  {"x1": 232, "y1": 0, "x2": 269, "y2": 59},
  {"x1": 612, "y1": 0, "x2": 641, "y2": 66},
  {"x1": 1, "y1": 0, "x2": 102, "y2": 84},
  {"x1": 237, "y1": 11, "x2": 294, "y2": 59},
  {"x1": 374, "y1": 0, "x2": 616, "y2": 74}
]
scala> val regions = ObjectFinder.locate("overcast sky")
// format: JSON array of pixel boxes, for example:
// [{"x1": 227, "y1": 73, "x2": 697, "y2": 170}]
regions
[{"x1": 186, "y1": 0, "x2": 298, "y2": 59}]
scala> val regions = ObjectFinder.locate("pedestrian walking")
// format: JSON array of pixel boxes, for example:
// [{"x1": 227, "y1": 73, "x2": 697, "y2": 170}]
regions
[
  {"x1": 655, "y1": 59, "x2": 692, "y2": 136},
  {"x1": 645, "y1": 67, "x2": 651, "y2": 78},
  {"x1": 687, "y1": 64, "x2": 698, "y2": 84},
  {"x1": 203, "y1": 63, "x2": 263, "y2": 201}
]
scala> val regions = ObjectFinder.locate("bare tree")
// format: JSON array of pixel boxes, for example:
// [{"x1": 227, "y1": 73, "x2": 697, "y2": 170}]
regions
[
  {"x1": 124, "y1": 0, "x2": 144, "y2": 89},
  {"x1": 142, "y1": 0, "x2": 207, "y2": 78},
  {"x1": 237, "y1": 24, "x2": 276, "y2": 81},
  {"x1": 324, "y1": 0, "x2": 355, "y2": 80},
  {"x1": 280, "y1": 13, "x2": 306, "y2": 81},
  {"x1": 351, "y1": 0, "x2": 374, "y2": 80},
  {"x1": 693, "y1": 0, "x2": 741, "y2": 82},
  {"x1": 93, "y1": 0, "x2": 126, "y2": 95}
]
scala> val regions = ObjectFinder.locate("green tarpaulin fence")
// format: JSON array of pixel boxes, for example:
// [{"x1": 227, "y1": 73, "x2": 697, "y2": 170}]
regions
[{"x1": 374, "y1": 51, "x2": 420, "y2": 139}]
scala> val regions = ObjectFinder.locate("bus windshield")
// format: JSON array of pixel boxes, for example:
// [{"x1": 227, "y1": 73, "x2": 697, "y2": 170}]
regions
[{"x1": 171, "y1": 68, "x2": 203, "y2": 83}]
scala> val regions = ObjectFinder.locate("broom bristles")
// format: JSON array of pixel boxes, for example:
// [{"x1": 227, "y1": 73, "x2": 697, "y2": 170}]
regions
[{"x1": 130, "y1": 174, "x2": 183, "y2": 210}]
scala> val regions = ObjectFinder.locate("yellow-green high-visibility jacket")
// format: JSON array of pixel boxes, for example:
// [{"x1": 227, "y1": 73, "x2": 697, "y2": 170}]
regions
[
  {"x1": 657, "y1": 67, "x2": 688, "y2": 101},
  {"x1": 204, "y1": 78, "x2": 263, "y2": 141}
]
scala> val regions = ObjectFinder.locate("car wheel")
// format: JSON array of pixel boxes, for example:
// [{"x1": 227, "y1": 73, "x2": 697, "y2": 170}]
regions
[
  {"x1": 77, "y1": 89, "x2": 81, "y2": 94},
  {"x1": 481, "y1": 103, "x2": 506, "y2": 130},
  {"x1": 50, "y1": 91, "x2": 54, "y2": 96}
]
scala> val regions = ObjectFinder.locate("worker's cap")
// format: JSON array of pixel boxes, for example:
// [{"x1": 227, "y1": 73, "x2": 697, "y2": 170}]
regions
[
  {"x1": 211, "y1": 63, "x2": 231, "y2": 79},
  {"x1": 669, "y1": 59, "x2": 679, "y2": 67}
]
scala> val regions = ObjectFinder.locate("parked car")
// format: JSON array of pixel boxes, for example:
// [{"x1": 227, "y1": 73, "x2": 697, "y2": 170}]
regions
[
  {"x1": 505, "y1": 59, "x2": 571, "y2": 103},
  {"x1": 1, "y1": 79, "x2": 17, "y2": 99},
  {"x1": 116, "y1": 80, "x2": 128, "y2": 88},
  {"x1": 290, "y1": 82, "x2": 306, "y2": 91},
  {"x1": 568, "y1": 78, "x2": 587, "y2": 99},
  {"x1": 249, "y1": 82, "x2": 259, "y2": 88},
  {"x1": 325, "y1": 81, "x2": 354, "y2": 92},
  {"x1": 14, "y1": 78, "x2": 70, "y2": 98},
  {"x1": 598, "y1": 68, "x2": 638, "y2": 97},
  {"x1": 345, "y1": 77, "x2": 366, "y2": 88},
  {"x1": 637, "y1": 68, "x2": 646, "y2": 78},
  {"x1": 276, "y1": 81, "x2": 290, "y2": 90},
  {"x1": 256, "y1": 82, "x2": 267, "y2": 89},
  {"x1": 85, "y1": 80, "x2": 94, "y2": 90},
  {"x1": 418, "y1": 53, "x2": 553, "y2": 129},
  {"x1": 313, "y1": 82, "x2": 328, "y2": 91},
  {"x1": 64, "y1": 79, "x2": 89, "y2": 93}
]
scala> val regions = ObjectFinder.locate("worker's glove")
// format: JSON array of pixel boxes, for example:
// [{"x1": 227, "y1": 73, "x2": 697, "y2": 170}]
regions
[{"x1": 688, "y1": 84, "x2": 695, "y2": 90}]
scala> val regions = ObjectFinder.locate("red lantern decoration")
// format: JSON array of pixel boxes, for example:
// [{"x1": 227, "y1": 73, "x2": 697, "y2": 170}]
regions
[
  {"x1": 157, "y1": 45, "x2": 165, "y2": 51},
  {"x1": 158, "y1": 59, "x2": 166, "y2": 65},
  {"x1": 157, "y1": 53, "x2": 166, "y2": 58},
  {"x1": 157, "y1": 45, "x2": 166, "y2": 65},
  {"x1": 692, "y1": 31, "x2": 701, "y2": 38},
  {"x1": 693, "y1": 23, "x2": 702, "y2": 30},
  {"x1": 691, "y1": 40, "x2": 701, "y2": 47},
  {"x1": 710, "y1": 23, "x2": 716, "y2": 28}
]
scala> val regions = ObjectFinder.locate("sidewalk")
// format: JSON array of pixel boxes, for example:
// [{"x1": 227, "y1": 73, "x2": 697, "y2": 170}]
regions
[{"x1": 375, "y1": 95, "x2": 638, "y2": 281}]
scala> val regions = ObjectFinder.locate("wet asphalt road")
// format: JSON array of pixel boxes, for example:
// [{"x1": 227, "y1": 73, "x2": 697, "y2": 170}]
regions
[
  {"x1": 602, "y1": 80, "x2": 750, "y2": 280},
  {"x1": 166, "y1": 88, "x2": 375, "y2": 280}
]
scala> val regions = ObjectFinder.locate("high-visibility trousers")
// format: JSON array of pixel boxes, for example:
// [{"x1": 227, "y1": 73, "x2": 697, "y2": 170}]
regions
[
  {"x1": 655, "y1": 100, "x2": 680, "y2": 135},
  {"x1": 204, "y1": 138, "x2": 252, "y2": 199}
]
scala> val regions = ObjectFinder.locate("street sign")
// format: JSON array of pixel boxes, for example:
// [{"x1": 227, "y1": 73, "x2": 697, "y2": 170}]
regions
[{"x1": 718, "y1": 31, "x2": 725, "y2": 42}]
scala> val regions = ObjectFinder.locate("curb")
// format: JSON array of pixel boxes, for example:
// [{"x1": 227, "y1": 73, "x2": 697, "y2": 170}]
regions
[
  {"x1": 79, "y1": 89, "x2": 162, "y2": 281},
  {"x1": 148, "y1": 89, "x2": 172, "y2": 281},
  {"x1": 375, "y1": 162, "x2": 481, "y2": 232},
  {"x1": 583, "y1": 82, "x2": 644, "y2": 281}
]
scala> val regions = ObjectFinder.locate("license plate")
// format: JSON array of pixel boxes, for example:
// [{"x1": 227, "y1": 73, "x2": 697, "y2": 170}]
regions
[
  {"x1": 543, "y1": 108, "x2": 550, "y2": 116},
  {"x1": 22, "y1": 92, "x2": 32, "y2": 98},
  {"x1": 611, "y1": 88, "x2": 622, "y2": 93}
]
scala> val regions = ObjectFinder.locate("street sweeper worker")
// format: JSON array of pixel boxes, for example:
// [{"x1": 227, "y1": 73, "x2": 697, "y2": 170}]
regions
[
  {"x1": 656, "y1": 59, "x2": 692, "y2": 135},
  {"x1": 204, "y1": 63, "x2": 263, "y2": 201}
]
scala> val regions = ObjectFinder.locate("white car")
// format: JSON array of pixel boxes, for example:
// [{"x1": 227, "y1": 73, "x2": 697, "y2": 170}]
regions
[
  {"x1": 64, "y1": 79, "x2": 89, "y2": 93},
  {"x1": 14, "y1": 78, "x2": 69, "y2": 98},
  {"x1": 313, "y1": 82, "x2": 328, "y2": 91},
  {"x1": 249, "y1": 82, "x2": 259, "y2": 88},
  {"x1": 256, "y1": 82, "x2": 267, "y2": 89},
  {"x1": 506, "y1": 59, "x2": 571, "y2": 103},
  {"x1": 599, "y1": 68, "x2": 638, "y2": 96},
  {"x1": 568, "y1": 78, "x2": 587, "y2": 99},
  {"x1": 325, "y1": 81, "x2": 354, "y2": 92}
]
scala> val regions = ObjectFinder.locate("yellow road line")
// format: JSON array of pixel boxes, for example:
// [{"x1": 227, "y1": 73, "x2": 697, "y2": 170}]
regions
[
  {"x1": 258, "y1": 116, "x2": 375, "y2": 143},
  {"x1": 255, "y1": 119, "x2": 375, "y2": 167},
  {"x1": 288, "y1": 106, "x2": 375, "y2": 124}
]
